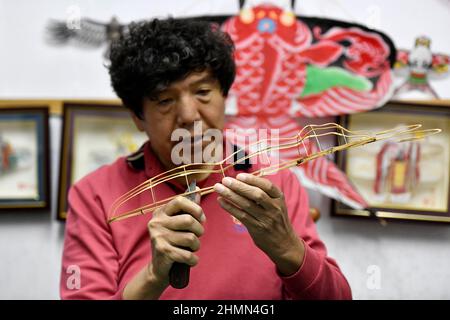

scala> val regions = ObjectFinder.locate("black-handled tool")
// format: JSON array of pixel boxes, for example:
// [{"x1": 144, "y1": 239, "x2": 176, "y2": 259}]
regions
[{"x1": 169, "y1": 180, "x2": 197, "y2": 289}]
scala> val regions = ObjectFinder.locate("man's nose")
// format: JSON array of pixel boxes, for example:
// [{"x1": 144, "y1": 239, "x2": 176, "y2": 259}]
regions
[{"x1": 177, "y1": 95, "x2": 201, "y2": 127}]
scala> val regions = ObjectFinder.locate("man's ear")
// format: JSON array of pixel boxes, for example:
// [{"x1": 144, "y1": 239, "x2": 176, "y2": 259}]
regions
[{"x1": 130, "y1": 111, "x2": 145, "y2": 132}]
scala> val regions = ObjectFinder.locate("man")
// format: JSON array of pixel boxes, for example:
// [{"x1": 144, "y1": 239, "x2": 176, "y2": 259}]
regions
[{"x1": 60, "y1": 18, "x2": 351, "y2": 299}]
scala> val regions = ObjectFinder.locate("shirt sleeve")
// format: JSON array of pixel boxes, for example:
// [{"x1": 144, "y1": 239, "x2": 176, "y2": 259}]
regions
[
  {"x1": 60, "y1": 181, "x2": 124, "y2": 300},
  {"x1": 279, "y1": 170, "x2": 352, "y2": 300}
]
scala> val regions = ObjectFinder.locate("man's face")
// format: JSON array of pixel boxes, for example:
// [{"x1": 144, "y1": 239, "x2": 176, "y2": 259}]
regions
[{"x1": 132, "y1": 70, "x2": 226, "y2": 170}]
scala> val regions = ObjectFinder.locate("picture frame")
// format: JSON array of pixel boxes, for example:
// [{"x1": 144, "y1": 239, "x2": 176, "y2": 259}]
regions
[
  {"x1": 333, "y1": 100, "x2": 450, "y2": 223},
  {"x1": 0, "y1": 107, "x2": 50, "y2": 210},
  {"x1": 57, "y1": 103, "x2": 148, "y2": 220}
]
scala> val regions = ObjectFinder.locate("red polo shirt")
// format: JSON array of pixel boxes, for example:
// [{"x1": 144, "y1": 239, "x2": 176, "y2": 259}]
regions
[{"x1": 60, "y1": 141, "x2": 351, "y2": 299}]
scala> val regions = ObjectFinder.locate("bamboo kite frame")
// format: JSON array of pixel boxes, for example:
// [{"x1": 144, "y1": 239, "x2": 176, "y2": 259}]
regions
[{"x1": 107, "y1": 122, "x2": 441, "y2": 223}]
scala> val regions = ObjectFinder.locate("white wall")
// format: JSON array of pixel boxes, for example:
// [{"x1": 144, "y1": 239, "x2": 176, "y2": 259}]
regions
[{"x1": 0, "y1": 0, "x2": 449, "y2": 299}]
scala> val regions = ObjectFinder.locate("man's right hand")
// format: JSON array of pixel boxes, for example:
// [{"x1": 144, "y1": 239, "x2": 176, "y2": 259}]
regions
[
  {"x1": 146, "y1": 191, "x2": 205, "y2": 287},
  {"x1": 123, "y1": 190, "x2": 204, "y2": 299}
]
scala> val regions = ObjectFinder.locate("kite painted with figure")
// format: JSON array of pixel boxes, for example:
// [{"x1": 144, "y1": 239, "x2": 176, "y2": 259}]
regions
[{"x1": 394, "y1": 36, "x2": 450, "y2": 99}]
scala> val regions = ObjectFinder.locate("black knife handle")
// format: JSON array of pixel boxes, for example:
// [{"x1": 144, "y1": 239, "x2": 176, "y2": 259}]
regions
[
  {"x1": 169, "y1": 211, "x2": 191, "y2": 289},
  {"x1": 169, "y1": 210, "x2": 191, "y2": 289},
  {"x1": 169, "y1": 260, "x2": 190, "y2": 289},
  {"x1": 169, "y1": 181, "x2": 196, "y2": 289}
]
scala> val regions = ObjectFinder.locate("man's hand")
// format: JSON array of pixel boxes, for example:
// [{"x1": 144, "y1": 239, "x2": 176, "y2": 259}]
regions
[
  {"x1": 214, "y1": 173, "x2": 304, "y2": 276},
  {"x1": 147, "y1": 189, "x2": 205, "y2": 286},
  {"x1": 123, "y1": 189, "x2": 204, "y2": 300}
]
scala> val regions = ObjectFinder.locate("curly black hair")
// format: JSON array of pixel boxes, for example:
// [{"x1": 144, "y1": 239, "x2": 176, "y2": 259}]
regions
[{"x1": 109, "y1": 18, "x2": 236, "y2": 119}]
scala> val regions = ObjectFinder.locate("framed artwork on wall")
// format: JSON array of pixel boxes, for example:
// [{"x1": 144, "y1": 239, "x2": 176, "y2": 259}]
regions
[
  {"x1": 0, "y1": 107, "x2": 50, "y2": 210},
  {"x1": 58, "y1": 103, "x2": 148, "y2": 220},
  {"x1": 333, "y1": 101, "x2": 450, "y2": 223}
]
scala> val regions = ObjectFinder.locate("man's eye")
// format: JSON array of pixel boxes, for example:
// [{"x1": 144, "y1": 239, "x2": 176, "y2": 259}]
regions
[
  {"x1": 197, "y1": 89, "x2": 211, "y2": 96},
  {"x1": 158, "y1": 99, "x2": 173, "y2": 106}
]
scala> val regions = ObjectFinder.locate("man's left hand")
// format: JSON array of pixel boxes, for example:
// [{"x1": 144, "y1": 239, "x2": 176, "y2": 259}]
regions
[{"x1": 214, "y1": 173, "x2": 305, "y2": 276}]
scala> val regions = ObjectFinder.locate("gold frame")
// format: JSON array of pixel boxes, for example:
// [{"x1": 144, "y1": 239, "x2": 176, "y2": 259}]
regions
[
  {"x1": 57, "y1": 102, "x2": 146, "y2": 220},
  {"x1": 0, "y1": 106, "x2": 50, "y2": 210},
  {"x1": 333, "y1": 100, "x2": 450, "y2": 223},
  {"x1": 0, "y1": 99, "x2": 121, "y2": 115}
]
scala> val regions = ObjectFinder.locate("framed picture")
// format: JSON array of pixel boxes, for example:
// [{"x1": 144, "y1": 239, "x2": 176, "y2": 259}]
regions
[
  {"x1": 333, "y1": 101, "x2": 450, "y2": 223},
  {"x1": 58, "y1": 103, "x2": 148, "y2": 220},
  {"x1": 0, "y1": 107, "x2": 50, "y2": 210}
]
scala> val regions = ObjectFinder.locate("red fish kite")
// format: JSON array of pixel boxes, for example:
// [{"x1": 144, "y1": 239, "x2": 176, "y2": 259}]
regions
[{"x1": 47, "y1": 1, "x2": 398, "y2": 209}]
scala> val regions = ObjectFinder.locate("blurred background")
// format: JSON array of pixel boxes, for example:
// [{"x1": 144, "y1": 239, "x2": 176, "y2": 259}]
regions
[{"x1": 0, "y1": 0, "x2": 449, "y2": 299}]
